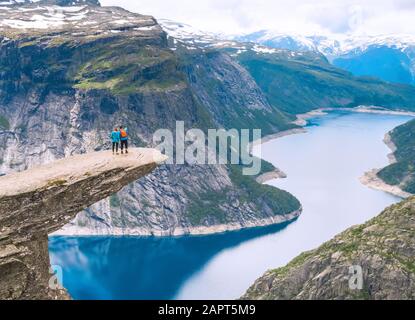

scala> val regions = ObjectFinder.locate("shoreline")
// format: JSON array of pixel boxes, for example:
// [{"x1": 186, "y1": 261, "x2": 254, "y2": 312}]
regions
[
  {"x1": 360, "y1": 132, "x2": 412, "y2": 199},
  {"x1": 250, "y1": 127, "x2": 308, "y2": 149},
  {"x1": 346, "y1": 106, "x2": 415, "y2": 117},
  {"x1": 294, "y1": 105, "x2": 413, "y2": 199},
  {"x1": 294, "y1": 106, "x2": 415, "y2": 127},
  {"x1": 250, "y1": 127, "x2": 307, "y2": 184},
  {"x1": 255, "y1": 169, "x2": 287, "y2": 184},
  {"x1": 359, "y1": 169, "x2": 412, "y2": 199},
  {"x1": 52, "y1": 209, "x2": 302, "y2": 238},
  {"x1": 294, "y1": 109, "x2": 328, "y2": 126}
]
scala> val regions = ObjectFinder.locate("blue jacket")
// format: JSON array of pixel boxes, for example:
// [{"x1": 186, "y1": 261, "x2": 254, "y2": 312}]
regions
[{"x1": 110, "y1": 131, "x2": 120, "y2": 143}]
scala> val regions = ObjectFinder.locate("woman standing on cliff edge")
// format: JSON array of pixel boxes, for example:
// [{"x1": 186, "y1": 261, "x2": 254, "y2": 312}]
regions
[{"x1": 110, "y1": 128, "x2": 120, "y2": 155}]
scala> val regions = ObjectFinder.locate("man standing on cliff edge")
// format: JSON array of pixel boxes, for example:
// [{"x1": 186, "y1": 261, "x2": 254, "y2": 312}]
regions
[{"x1": 120, "y1": 126, "x2": 129, "y2": 154}]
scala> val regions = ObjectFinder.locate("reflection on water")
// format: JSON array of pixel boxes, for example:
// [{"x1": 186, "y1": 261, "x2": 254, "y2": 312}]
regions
[
  {"x1": 49, "y1": 222, "x2": 291, "y2": 300},
  {"x1": 49, "y1": 111, "x2": 413, "y2": 300}
]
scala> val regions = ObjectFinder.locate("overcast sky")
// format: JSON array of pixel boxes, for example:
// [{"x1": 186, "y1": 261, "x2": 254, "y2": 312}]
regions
[{"x1": 100, "y1": 0, "x2": 415, "y2": 36}]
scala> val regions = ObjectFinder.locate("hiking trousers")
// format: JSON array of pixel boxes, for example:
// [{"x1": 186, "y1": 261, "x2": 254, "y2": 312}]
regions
[
  {"x1": 112, "y1": 142, "x2": 119, "y2": 153},
  {"x1": 121, "y1": 140, "x2": 128, "y2": 152}
]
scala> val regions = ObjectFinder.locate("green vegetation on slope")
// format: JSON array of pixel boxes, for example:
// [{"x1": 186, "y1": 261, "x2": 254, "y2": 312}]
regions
[
  {"x1": 229, "y1": 165, "x2": 300, "y2": 214},
  {"x1": 186, "y1": 188, "x2": 230, "y2": 226},
  {"x1": 109, "y1": 194, "x2": 121, "y2": 208},
  {"x1": 0, "y1": 115, "x2": 10, "y2": 130},
  {"x1": 0, "y1": 34, "x2": 186, "y2": 99},
  {"x1": 186, "y1": 165, "x2": 301, "y2": 227},
  {"x1": 236, "y1": 51, "x2": 415, "y2": 115},
  {"x1": 378, "y1": 119, "x2": 415, "y2": 194},
  {"x1": 177, "y1": 50, "x2": 296, "y2": 136},
  {"x1": 71, "y1": 39, "x2": 187, "y2": 95}
]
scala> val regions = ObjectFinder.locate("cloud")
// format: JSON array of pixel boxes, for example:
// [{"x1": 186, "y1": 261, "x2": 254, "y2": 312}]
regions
[{"x1": 100, "y1": 0, "x2": 415, "y2": 35}]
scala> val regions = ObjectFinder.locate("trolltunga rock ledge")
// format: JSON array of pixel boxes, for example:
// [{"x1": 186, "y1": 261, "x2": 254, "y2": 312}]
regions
[{"x1": 0, "y1": 148, "x2": 167, "y2": 300}]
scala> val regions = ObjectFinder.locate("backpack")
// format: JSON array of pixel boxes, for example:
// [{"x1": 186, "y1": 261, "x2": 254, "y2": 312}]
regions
[{"x1": 120, "y1": 129, "x2": 128, "y2": 138}]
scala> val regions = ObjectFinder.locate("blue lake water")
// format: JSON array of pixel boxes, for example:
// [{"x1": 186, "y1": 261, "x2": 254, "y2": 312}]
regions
[{"x1": 49, "y1": 111, "x2": 413, "y2": 300}]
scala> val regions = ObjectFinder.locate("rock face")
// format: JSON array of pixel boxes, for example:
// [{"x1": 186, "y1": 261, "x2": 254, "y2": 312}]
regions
[
  {"x1": 0, "y1": 148, "x2": 167, "y2": 299},
  {"x1": 242, "y1": 197, "x2": 415, "y2": 300},
  {"x1": 0, "y1": 1, "x2": 302, "y2": 236}
]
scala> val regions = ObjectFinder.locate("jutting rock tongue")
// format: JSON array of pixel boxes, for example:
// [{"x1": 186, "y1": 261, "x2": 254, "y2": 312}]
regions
[{"x1": 0, "y1": 148, "x2": 167, "y2": 300}]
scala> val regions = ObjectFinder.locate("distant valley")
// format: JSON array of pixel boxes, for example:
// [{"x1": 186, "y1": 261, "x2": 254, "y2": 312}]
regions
[{"x1": 236, "y1": 31, "x2": 415, "y2": 85}]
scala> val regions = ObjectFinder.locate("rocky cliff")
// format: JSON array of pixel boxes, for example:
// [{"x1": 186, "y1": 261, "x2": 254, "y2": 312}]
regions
[
  {"x1": 377, "y1": 119, "x2": 415, "y2": 195},
  {"x1": 242, "y1": 196, "x2": 415, "y2": 300},
  {"x1": 0, "y1": 148, "x2": 166, "y2": 299},
  {"x1": 0, "y1": 1, "x2": 301, "y2": 236}
]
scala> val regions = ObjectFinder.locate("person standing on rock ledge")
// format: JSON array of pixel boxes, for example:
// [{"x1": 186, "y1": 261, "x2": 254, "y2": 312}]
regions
[
  {"x1": 120, "y1": 126, "x2": 129, "y2": 154},
  {"x1": 110, "y1": 128, "x2": 121, "y2": 155}
]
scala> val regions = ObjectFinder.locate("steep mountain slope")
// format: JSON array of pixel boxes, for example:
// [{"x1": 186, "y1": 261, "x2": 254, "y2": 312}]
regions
[
  {"x1": 333, "y1": 46, "x2": 414, "y2": 85},
  {"x1": 234, "y1": 49, "x2": 415, "y2": 115},
  {"x1": 377, "y1": 119, "x2": 415, "y2": 194},
  {"x1": 242, "y1": 196, "x2": 415, "y2": 300},
  {"x1": 0, "y1": 1, "x2": 301, "y2": 236},
  {"x1": 178, "y1": 50, "x2": 295, "y2": 133},
  {"x1": 237, "y1": 31, "x2": 415, "y2": 85}
]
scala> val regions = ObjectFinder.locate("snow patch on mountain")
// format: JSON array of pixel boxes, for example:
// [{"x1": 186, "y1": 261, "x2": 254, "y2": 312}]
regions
[
  {"x1": 0, "y1": 2, "x2": 157, "y2": 34},
  {"x1": 159, "y1": 19, "x2": 223, "y2": 47},
  {"x1": 236, "y1": 30, "x2": 415, "y2": 57},
  {"x1": 159, "y1": 19, "x2": 304, "y2": 58}
]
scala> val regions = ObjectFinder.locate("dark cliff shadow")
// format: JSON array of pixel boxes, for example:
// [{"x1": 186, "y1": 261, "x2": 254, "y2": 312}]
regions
[{"x1": 48, "y1": 220, "x2": 295, "y2": 300}]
